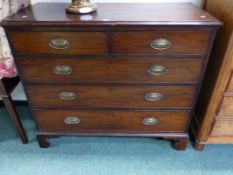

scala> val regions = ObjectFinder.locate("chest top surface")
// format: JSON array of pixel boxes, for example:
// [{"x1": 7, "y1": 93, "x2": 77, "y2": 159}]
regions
[{"x1": 2, "y1": 3, "x2": 221, "y2": 26}]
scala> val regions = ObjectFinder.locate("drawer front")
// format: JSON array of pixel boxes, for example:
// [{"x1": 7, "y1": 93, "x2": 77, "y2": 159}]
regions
[
  {"x1": 27, "y1": 85, "x2": 196, "y2": 109},
  {"x1": 17, "y1": 57, "x2": 203, "y2": 84},
  {"x1": 112, "y1": 30, "x2": 210, "y2": 55},
  {"x1": 34, "y1": 110, "x2": 190, "y2": 132},
  {"x1": 211, "y1": 119, "x2": 233, "y2": 136},
  {"x1": 218, "y1": 96, "x2": 233, "y2": 117},
  {"x1": 8, "y1": 31, "x2": 108, "y2": 55},
  {"x1": 227, "y1": 73, "x2": 233, "y2": 91}
]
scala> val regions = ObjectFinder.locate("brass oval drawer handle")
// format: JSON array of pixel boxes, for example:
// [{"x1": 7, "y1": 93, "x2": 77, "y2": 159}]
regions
[
  {"x1": 150, "y1": 38, "x2": 172, "y2": 50},
  {"x1": 64, "y1": 117, "x2": 80, "y2": 125},
  {"x1": 143, "y1": 117, "x2": 160, "y2": 126},
  {"x1": 148, "y1": 65, "x2": 168, "y2": 76},
  {"x1": 59, "y1": 92, "x2": 76, "y2": 101},
  {"x1": 145, "y1": 92, "x2": 164, "y2": 101},
  {"x1": 53, "y1": 65, "x2": 72, "y2": 75},
  {"x1": 49, "y1": 38, "x2": 70, "y2": 50}
]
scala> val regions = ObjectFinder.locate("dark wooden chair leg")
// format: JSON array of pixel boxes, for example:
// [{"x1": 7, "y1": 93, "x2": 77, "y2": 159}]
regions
[
  {"x1": 194, "y1": 142, "x2": 205, "y2": 151},
  {"x1": 2, "y1": 96, "x2": 28, "y2": 144},
  {"x1": 37, "y1": 134, "x2": 50, "y2": 148}
]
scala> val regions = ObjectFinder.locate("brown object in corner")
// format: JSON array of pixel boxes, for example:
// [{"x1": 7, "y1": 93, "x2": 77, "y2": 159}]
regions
[
  {"x1": 0, "y1": 77, "x2": 28, "y2": 143},
  {"x1": 192, "y1": 0, "x2": 233, "y2": 150},
  {"x1": 2, "y1": 3, "x2": 220, "y2": 150}
]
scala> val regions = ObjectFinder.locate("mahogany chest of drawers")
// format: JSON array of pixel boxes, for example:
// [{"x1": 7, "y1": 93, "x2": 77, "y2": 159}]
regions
[{"x1": 2, "y1": 3, "x2": 221, "y2": 150}]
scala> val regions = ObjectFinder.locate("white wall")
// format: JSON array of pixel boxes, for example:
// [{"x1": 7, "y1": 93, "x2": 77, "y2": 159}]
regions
[{"x1": 12, "y1": 0, "x2": 203, "y2": 100}]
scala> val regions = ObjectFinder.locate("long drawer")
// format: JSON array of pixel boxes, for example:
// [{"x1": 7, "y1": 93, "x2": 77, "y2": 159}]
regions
[
  {"x1": 8, "y1": 31, "x2": 108, "y2": 55},
  {"x1": 112, "y1": 30, "x2": 211, "y2": 55},
  {"x1": 33, "y1": 109, "x2": 190, "y2": 132},
  {"x1": 27, "y1": 85, "x2": 196, "y2": 109},
  {"x1": 17, "y1": 57, "x2": 203, "y2": 84}
]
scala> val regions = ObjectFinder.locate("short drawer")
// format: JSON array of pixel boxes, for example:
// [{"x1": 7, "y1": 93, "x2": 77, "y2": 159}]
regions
[
  {"x1": 211, "y1": 119, "x2": 233, "y2": 136},
  {"x1": 17, "y1": 57, "x2": 203, "y2": 84},
  {"x1": 33, "y1": 109, "x2": 190, "y2": 132},
  {"x1": 27, "y1": 85, "x2": 196, "y2": 109},
  {"x1": 218, "y1": 96, "x2": 233, "y2": 116},
  {"x1": 227, "y1": 73, "x2": 233, "y2": 92},
  {"x1": 8, "y1": 31, "x2": 108, "y2": 55},
  {"x1": 112, "y1": 30, "x2": 211, "y2": 55}
]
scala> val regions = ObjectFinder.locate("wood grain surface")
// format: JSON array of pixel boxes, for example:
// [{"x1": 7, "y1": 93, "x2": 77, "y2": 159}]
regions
[
  {"x1": 17, "y1": 57, "x2": 203, "y2": 84},
  {"x1": 26, "y1": 85, "x2": 196, "y2": 109},
  {"x1": 34, "y1": 109, "x2": 190, "y2": 132}
]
